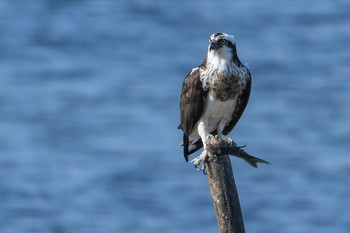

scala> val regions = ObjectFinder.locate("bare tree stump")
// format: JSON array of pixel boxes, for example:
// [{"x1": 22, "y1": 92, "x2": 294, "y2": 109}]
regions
[
  {"x1": 203, "y1": 135, "x2": 270, "y2": 233},
  {"x1": 206, "y1": 154, "x2": 246, "y2": 233}
]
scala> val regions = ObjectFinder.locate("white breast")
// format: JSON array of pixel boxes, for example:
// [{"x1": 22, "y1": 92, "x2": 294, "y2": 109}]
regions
[
  {"x1": 202, "y1": 93, "x2": 237, "y2": 133},
  {"x1": 188, "y1": 93, "x2": 238, "y2": 141}
]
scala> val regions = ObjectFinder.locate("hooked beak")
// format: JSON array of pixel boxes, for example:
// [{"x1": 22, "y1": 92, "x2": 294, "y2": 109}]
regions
[{"x1": 209, "y1": 42, "x2": 221, "y2": 51}]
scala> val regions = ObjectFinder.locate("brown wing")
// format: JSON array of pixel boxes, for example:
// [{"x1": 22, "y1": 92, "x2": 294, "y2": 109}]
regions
[
  {"x1": 178, "y1": 66, "x2": 207, "y2": 160},
  {"x1": 222, "y1": 74, "x2": 251, "y2": 135},
  {"x1": 178, "y1": 67, "x2": 207, "y2": 135}
]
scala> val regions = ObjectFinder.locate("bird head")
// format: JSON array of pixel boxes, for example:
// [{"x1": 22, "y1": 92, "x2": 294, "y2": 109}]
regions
[{"x1": 208, "y1": 33, "x2": 237, "y2": 60}]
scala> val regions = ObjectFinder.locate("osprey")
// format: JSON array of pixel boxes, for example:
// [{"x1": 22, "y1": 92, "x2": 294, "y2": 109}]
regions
[{"x1": 178, "y1": 33, "x2": 251, "y2": 165}]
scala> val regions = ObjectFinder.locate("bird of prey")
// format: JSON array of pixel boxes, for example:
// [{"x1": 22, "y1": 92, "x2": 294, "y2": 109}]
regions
[{"x1": 178, "y1": 33, "x2": 251, "y2": 166}]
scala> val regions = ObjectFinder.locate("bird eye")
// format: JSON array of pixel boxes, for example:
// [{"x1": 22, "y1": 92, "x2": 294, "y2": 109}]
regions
[{"x1": 220, "y1": 39, "x2": 227, "y2": 45}]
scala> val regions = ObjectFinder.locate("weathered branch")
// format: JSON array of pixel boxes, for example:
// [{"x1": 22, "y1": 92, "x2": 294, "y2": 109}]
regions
[
  {"x1": 206, "y1": 154, "x2": 246, "y2": 233},
  {"x1": 203, "y1": 135, "x2": 270, "y2": 233},
  {"x1": 205, "y1": 135, "x2": 271, "y2": 168}
]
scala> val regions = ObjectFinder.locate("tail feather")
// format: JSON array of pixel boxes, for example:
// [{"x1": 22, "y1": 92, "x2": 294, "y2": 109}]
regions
[
  {"x1": 183, "y1": 135, "x2": 189, "y2": 162},
  {"x1": 182, "y1": 134, "x2": 204, "y2": 162}
]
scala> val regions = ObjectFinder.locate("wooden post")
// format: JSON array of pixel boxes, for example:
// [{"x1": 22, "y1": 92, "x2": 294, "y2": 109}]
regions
[
  {"x1": 205, "y1": 155, "x2": 246, "y2": 233},
  {"x1": 202, "y1": 136, "x2": 270, "y2": 233}
]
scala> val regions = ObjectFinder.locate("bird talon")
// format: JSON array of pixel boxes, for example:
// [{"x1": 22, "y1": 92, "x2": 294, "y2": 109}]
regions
[{"x1": 191, "y1": 150, "x2": 208, "y2": 171}]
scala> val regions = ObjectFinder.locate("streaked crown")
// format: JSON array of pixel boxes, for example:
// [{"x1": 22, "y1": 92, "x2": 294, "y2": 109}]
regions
[{"x1": 209, "y1": 33, "x2": 235, "y2": 45}]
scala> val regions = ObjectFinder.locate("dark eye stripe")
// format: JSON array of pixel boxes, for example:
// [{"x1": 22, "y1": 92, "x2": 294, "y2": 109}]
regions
[{"x1": 226, "y1": 40, "x2": 235, "y2": 49}]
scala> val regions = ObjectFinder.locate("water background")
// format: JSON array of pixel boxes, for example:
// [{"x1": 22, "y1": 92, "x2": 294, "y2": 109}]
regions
[{"x1": 0, "y1": 1, "x2": 349, "y2": 232}]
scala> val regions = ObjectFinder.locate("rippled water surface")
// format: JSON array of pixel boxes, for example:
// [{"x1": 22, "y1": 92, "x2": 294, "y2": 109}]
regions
[{"x1": 0, "y1": 1, "x2": 349, "y2": 233}]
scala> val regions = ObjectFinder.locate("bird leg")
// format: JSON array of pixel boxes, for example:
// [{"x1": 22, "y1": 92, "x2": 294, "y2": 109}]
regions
[
  {"x1": 191, "y1": 121, "x2": 211, "y2": 170},
  {"x1": 216, "y1": 119, "x2": 229, "y2": 139},
  {"x1": 191, "y1": 135, "x2": 219, "y2": 170}
]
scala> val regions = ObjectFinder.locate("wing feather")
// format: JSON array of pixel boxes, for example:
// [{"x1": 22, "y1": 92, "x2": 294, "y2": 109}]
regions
[{"x1": 178, "y1": 66, "x2": 207, "y2": 160}]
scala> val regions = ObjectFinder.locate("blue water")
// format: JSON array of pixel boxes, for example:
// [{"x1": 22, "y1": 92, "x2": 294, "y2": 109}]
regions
[{"x1": 0, "y1": 1, "x2": 349, "y2": 232}]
